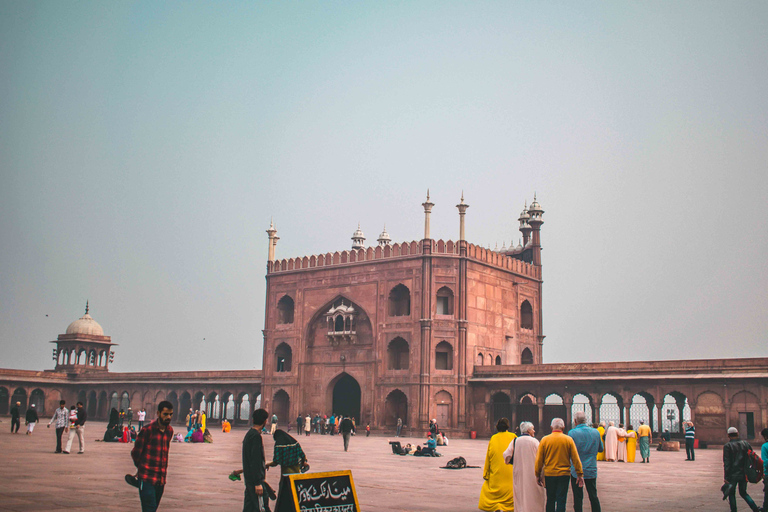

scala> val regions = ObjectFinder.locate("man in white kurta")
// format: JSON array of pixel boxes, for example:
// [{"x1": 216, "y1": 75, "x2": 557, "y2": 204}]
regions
[
  {"x1": 503, "y1": 422, "x2": 545, "y2": 512},
  {"x1": 604, "y1": 421, "x2": 619, "y2": 461},
  {"x1": 616, "y1": 425, "x2": 628, "y2": 462}
]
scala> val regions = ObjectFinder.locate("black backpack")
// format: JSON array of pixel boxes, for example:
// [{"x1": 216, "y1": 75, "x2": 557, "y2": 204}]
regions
[
  {"x1": 744, "y1": 443, "x2": 764, "y2": 484},
  {"x1": 446, "y1": 456, "x2": 467, "y2": 469}
]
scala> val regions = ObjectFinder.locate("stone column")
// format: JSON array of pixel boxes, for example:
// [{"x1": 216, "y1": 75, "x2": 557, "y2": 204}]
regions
[
  {"x1": 456, "y1": 195, "x2": 469, "y2": 431},
  {"x1": 564, "y1": 400, "x2": 572, "y2": 430},
  {"x1": 623, "y1": 404, "x2": 629, "y2": 426},
  {"x1": 538, "y1": 403, "x2": 544, "y2": 432},
  {"x1": 422, "y1": 190, "x2": 434, "y2": 240}
]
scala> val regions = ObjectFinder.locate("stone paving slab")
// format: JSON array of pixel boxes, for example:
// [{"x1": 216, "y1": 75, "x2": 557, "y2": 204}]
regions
[{"x1": 0, "y1": 421, "x2": 762, "y2": 511}]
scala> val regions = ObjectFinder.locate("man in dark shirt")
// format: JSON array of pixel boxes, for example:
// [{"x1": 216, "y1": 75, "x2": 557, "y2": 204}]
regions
[
  {"x1": 25, "y1": 404, "x2": 39, "y2": 434},
  {"x1": 243, "y1": 408, "x2": 270, "y2": 512},
  {"x1": 10, "y1": 401, "x2": 21, "y2": 433},
  {"x1": 65, "y1": 401, "x2": 87, "y2": 454},
  {"x1": 340, "y1": 416, "x2": 356, "y2": 452},
  {"x1": 722, "y1": 427, "x2": 759, "y2": 512},
  {"x1": 131, "y1": 401, "x2": 174, "y2": 512}
]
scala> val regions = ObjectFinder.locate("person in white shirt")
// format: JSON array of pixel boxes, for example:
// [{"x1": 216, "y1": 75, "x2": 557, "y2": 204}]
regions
[
  {"x1": 137, "y1": 408, "x2": 147, "y2": 430},
  {"x1": 47, "y1": 400, "x2": 69, "y2": 453}
]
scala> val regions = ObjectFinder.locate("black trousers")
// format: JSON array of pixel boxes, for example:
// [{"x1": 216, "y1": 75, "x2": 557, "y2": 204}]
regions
[
  {"x1": 55, "y1": 427, "x2": 65, "y2": 452},
  {"x1": 685, "y1": 438, "x2": 695, "y2": 460},
  {"x1": 762, "y1": 479, "x2": 767, "y2": 512},
  {"x1": 727, "y1": 480, "x2": 758, "y2": 512},
  {"x1": 545, "y1": 475, "x2": 570, "y2": 512},
  {"x1": 571, "y1": 476, "x2": 601, "y2": 512},
  {"x1": 243, "y1": 484, "x2": 270, "y2": 512},
  {"x1": 11, "y1": 418, "x2": 20, "y2": 433}
]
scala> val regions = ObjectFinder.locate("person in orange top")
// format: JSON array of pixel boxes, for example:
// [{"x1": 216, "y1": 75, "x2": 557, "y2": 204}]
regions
[{"x1": 535, "y1": 418, "x2": 584, "y2": 512}]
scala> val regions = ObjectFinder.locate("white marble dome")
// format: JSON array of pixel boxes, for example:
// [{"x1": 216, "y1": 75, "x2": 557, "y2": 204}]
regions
[{"x1": 65, "y1": 303, "x2": 104, "y2": 336}]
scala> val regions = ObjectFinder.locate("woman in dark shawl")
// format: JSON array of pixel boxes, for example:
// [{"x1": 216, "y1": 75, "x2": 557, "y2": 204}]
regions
[
  {"x1": 108, "y1": 408, "x2": 119, "y2": 429},
  {"x1": 268, "y1": 429, "x2": 309, "y2": 512}
]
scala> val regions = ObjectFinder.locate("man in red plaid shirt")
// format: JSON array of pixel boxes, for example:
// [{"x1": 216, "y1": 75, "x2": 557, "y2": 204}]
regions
[{"x1": 131, "y1": 400, "x2": 174, "y2": 512}]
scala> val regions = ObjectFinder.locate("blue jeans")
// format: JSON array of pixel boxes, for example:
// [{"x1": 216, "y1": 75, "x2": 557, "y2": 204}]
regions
[
  {"x1": 396, "y1": 425, "x2": 402, "y2": 437},
  {"x1": 727, "y1": 480, "x2": 758, "y2": 512},
  {"x1": 545, "y1": 475, "x2": 570, "y2": 512},
  {"x1": 138, "y1": 480, "x2": 164, "y2": 512}
]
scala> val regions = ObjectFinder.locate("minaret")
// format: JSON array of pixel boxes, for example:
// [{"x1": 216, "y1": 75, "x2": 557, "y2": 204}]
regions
[
  {"x1": 266, "y1": 218, "x2": 279, "y2": 262},
  {"x1": 527, "y1": 194, "x2": 544, "y2": 266},
  {"x1": 377, "y1": 225, "x2": 391, "y2": 247},
  {"x1": 351, "y1": 223, "x2": 366, "y2": 249},
  {"x1": 518, "y1": 202, "x2": 531, "y2": 246},
  {"x1": 456, "y1": 192, "x2": 469, "y2": 241},
  {"x1": 422, "y1": 189, "x2": 435, "y2": 240}
]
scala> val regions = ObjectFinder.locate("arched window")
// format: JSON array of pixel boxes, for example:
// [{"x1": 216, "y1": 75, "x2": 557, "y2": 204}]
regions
[
  {"x1": 436, "y1": 286, "x2": 454, "y2": 315},
  {"x1": 387, "y1": 337, "x2": 409, "y2": 370},
  {"x1": 334, "y1": 316, "x2": 345, "y2": 332},
  {"x1": 277, "y1": 295, "x2": 295, "y2": 324},
  {"x1": 388, "y1": 284, "x2": 411, "y2": 317},
  {"x1": 275, "y1": 343, "x2": 292, "y2": 372},
  {"x1": 520, "y1": 300, "x2": 533, "y2": 330},
  {"x1": 477, "y1": 353, "x2": 484, "y2": 365},
  {"x1": 521, "y1": 347, "x2": 534, "y2": 365},
  {"x1": 435, "y1": 341, "x2": 453, "y2": 370},
  {"x1": 495, "y1": 355, "x2": 502, "y2": 365}
]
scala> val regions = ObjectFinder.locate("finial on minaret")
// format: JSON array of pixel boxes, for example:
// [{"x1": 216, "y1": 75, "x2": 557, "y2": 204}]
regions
[
  {"x1": 422, "y1": 189, "x2": 435, "y2": 240},
  {"x1": 266, "y1": 218, "x2": 279, "y2": 263},
  {"x1": 377, "y1": 224, "x2": 392, "y2": 247},
  {"x1": 456, "y1": 191, "x2": 469, "y2": 241},
  {"x1": 351, "y1": 223, "x2": 366, "y2": 249},
  {"x1": 85, "y1": 300, "x2": 89, "y2": 315}
]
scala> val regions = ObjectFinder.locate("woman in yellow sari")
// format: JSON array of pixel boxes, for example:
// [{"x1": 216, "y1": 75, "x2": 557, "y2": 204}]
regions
[
  {"x1": 596, "y1": 422, "x2": 606, "y2": 461},
  {"x1": 479, "y1": 418, "x2": 516, "y2": 511},
  {"x1": 625, "y1": 425, "x2": 637, "y2": 463}
]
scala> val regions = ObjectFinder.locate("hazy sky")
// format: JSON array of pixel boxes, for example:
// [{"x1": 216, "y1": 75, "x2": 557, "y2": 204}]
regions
[{"x1": 1, "y1": 1, "x2": 766, "y2": 373}]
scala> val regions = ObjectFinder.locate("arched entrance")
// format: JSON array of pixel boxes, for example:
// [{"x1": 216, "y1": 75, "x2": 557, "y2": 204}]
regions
[
  {"x1": 273, "y1": 390, "x2": 290, "y2": 425},
  {"x1": 331, "y1": 373, "x2": 361, "y2": 424},
  {"x1": 384, "y1": 390, "x2": 408, "y2": 427}
]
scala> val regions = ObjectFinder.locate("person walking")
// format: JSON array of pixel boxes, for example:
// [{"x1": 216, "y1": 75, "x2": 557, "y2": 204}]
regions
[
  {"x1": 10, "y1": 401, "x2": 21, "y2": 433},
  {"x1": 65, "y1": 401, "x2": 87, "y2": 454},
  {"x1": 504, "y1": 421, "x2": 545, "y2": 512},
  {"x1": 243, "y1": 408, "x2": 270, "y2": 512},
  {"x1": 138, "y1": 407, "x2": 147, "y2": 431},
  {"x1": 270, "y1": 413, "x2": 278, "y2": 435},
  {"x1": 25, "y1": 404, "x2": 39, "y2": 434},
  {"x1": 722, "y1": 427, "x2": 760, "y2": 512},
  {"x1": 131, "y1": 401, "x2": 174, "y2": 512},
  {"x1": 535, "y1": 418, "x2": 584, "y2": 512},
  {"x1": 684, "y1": 421, "x2": 696, "y2": 461},
  {"x1": 760, "y1": 427, "x2": 768, "y2": 512},
  {"x1": 47, "y1": 400, "x2": 69, "y2": 453},
  {"x1": 636, "y1": 420, "x2": 652, "y2": 463},
  {"x1": 304, "y1": 414, "x2": 311, "y2": 437},
  {"x1": 568, "y1": 412, "x2": 603, "y2": 512},
  {"x1": 478, "y1": 418, "x2": 516, "y2": 512},
  {"x1": 340, "y1": 416, "x2": 355, "y2": 452},
  {"x1": 126, "y1": 407, "x2": 134, "y2": 428},
  {"x1": 396, "y1": 417, "x2": 402, "y2": 437}
]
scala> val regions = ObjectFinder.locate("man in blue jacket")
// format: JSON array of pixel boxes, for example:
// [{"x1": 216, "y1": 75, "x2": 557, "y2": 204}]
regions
[
  {"x1": 760, "y1": 428, "x2": 768, "y2": 512},
  {"x1": 569, "y1": 412, "x2": 603, "y2": 512}
]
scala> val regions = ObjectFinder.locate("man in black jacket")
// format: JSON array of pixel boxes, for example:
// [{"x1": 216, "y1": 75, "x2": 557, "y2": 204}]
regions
[
  {"x1": 340, "y1": 416, "x2": 355, "y2": 452},
  {"x1": 25, "y1": 404, "x2": 39, "y2": 434},
  {"x1": 723, "y1": 427, "x2": 760, "y2": 512},
  {"x1": 10, "y1": 401, "x2": 21, "y2": 433},
  {"x1": 243, "y1": 408, "x2": 270, "y2": 512}
]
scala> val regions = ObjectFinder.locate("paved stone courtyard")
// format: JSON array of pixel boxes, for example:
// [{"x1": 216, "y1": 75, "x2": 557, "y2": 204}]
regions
[{"x1": 0, "y1": 421, "x2": 760, "y2": 511}]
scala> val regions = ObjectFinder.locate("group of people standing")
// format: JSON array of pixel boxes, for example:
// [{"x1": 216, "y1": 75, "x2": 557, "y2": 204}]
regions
[
  {"x1": 9, "y1": 401, "x2": 39, "y2": 434},
  {"x1": 46, "y1": 400, "x2": 87, "y2": 453},
  {"x1": 479, "y1": 413, "x2": 600, "y2": 512}
]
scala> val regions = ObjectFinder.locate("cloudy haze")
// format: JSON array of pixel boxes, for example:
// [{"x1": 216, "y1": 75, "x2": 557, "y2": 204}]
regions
[{"x1": 1, "y1": 1, "x2": 766, "y2": 372}]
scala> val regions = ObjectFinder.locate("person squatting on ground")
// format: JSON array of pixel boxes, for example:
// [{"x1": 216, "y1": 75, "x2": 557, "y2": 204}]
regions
[
  {"x1": 131, "y1": 400, "x2": 174, "y2": 512},
  {"x1": 243, "y1": 408, "x2": 271, "y2": 512},
  {"x1": 535, "y1": 417, "x2": 584, "y2": 512},
  {"x1": 478, "y1": 417, "x2": 516, "y2": 512},
  {"x1": 47, "y1": 400, "x2": 69, "y2": 453},
  {"x1": 568, "y1": 412, "x2": 602, "y2": 512},
  {"x1": 504, "y1": 421, "x2": 545, "y2": 512},
  {"x1": 722, "y1": 427, "x2": 760, "y2": 512},
  {"x1": 340, "y1": 416, "x2": 356, "y2": 452},
  {"x1": 65, "y1": 401, "x2": 87, "y2": 454}
]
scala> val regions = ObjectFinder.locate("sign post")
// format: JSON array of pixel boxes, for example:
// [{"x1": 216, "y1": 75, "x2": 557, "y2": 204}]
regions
[{"x1": 284, "y1": 470, "x2": 361, "y2": 512}]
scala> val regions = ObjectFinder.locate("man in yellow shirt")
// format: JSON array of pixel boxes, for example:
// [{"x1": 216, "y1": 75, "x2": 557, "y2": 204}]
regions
[
  {"x1": 535, "y1": 418, "x2": 584, "y2": 512},
  {"x1": 636, "y1": 420, "x2": 652, "y2": 463}
]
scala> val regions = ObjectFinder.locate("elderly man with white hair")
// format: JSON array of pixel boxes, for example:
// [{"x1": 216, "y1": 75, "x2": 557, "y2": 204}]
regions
[
  {"x1": 568, "y1": 412, "x2": 603, "y2": 512},
  {"x1": 535, "y1": 418, "x2": 584, "y2": 512},
  {"x1": 503, "y1": 421, "x2": 544, "y2": 512}
]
